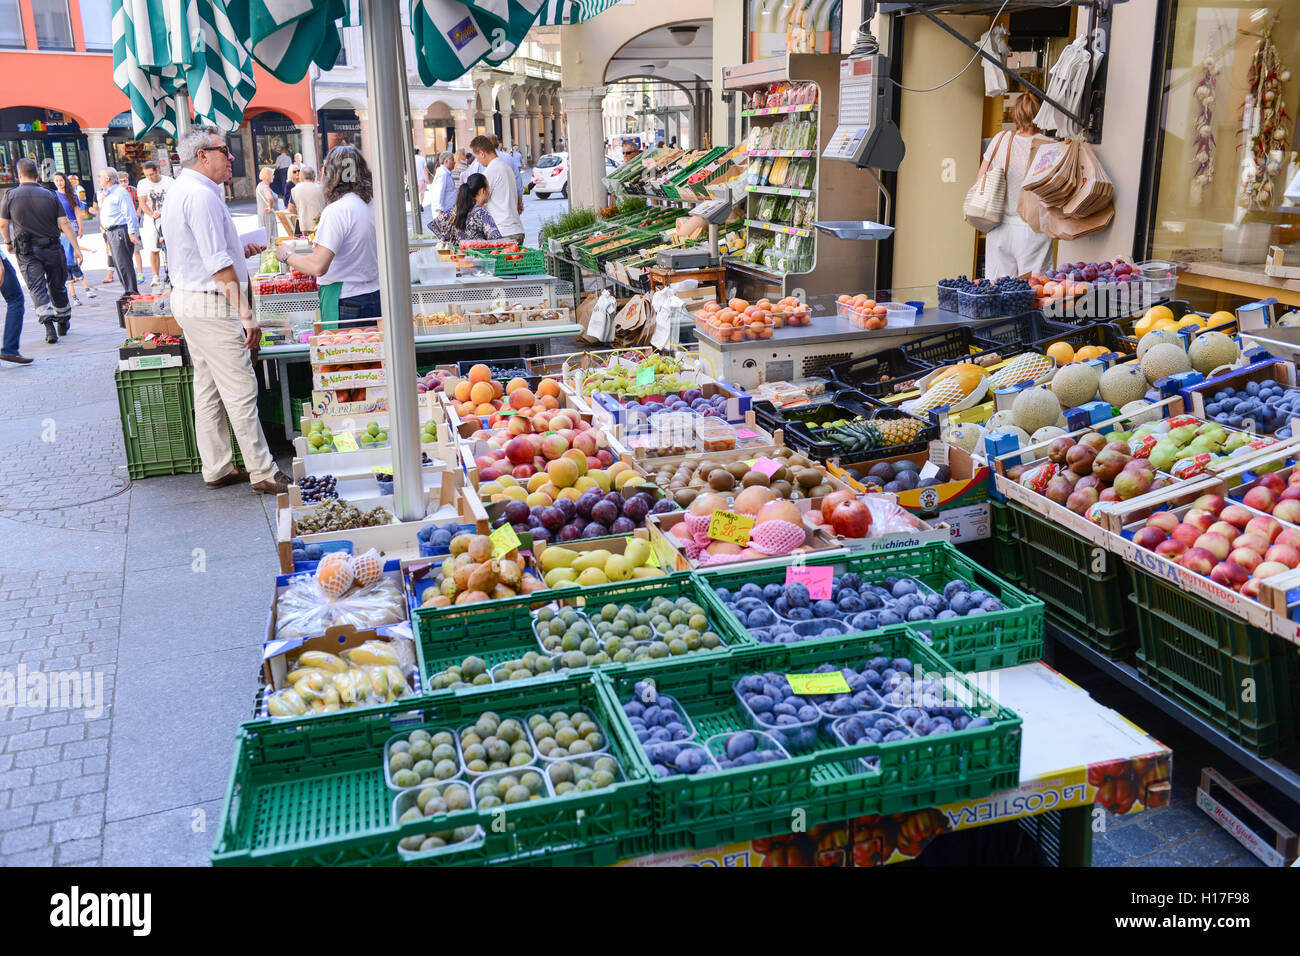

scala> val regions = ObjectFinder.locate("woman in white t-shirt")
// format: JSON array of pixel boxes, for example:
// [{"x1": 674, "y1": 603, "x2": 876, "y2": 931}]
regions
[
  {"x1": 976, "y1": 92, "x2": 1054, "y2": 280},
  {"x1": 275, "y1": 145, "x2": 380, "y2": 322}
]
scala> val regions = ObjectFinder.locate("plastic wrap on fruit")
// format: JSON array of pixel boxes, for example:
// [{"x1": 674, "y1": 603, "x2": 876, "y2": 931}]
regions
[
  {"x1": 1164, "y1": 415, "x2": 1200, "y2": 430},
  {"x1": 1084, "y1": 502, "x2": 1109, "y2": 525},
  {"x1": 295, "y1": 650, "x2": 347, "y2": 673},
  {"x1": 1127, "y1": 434, "x2": 1158, "y2": 459},
  {"x1": 286, "y1": 666, "x2": 332, "y2": 692},
  {"x1": 861, "y1": 495, "x2": 926, "y2": 534},
  {"x1": 344, "y1": 639, "x2": 400, "y2": 668},
  {"x1": 274, "y1": 573, "x2": 407, "y2": 639},
  {"x1": 267, "y1": 687, "x2": 309, "y2": 718},
  {"x1": 1018, "y1": 461, "x2": 1059, "y2": 493},
  {"x1": 329, "y1": 668, "x2": 370, "y2": 706},
  {"x1": 1171, "y1": 453, "x2": 1214, "y2": 479}
]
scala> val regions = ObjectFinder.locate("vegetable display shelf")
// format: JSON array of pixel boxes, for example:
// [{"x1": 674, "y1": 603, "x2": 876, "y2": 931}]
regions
[
  {"x1": 745, "y1": 149, "x2": 817, "y2": 158},
  {"x1": 742, "y1": 103, "x2": 818, "y2": 116},
  {"x1": 745, "y1": 219, "x2": 811, "y2": 238},
  {"x1": 747, "y1": 185, "x2": 815, "y2": 198}
]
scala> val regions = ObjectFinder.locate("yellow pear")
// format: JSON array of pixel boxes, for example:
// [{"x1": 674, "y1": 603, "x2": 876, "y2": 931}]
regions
[
  {"x1": 589, "y1": 470, "x2": 613, "y2": 493},
  {"x1": 480, "y1": 481, "x2": 503, "y2": 497},
  {"x1": 604, "y1": 554, "x2": 633, "y2": 582},
  {"x1": 543, "y1": 567, "x2": 577, "y2": 588},
  {"x1": 497, "y1": 474, "x2": 518, "y2": 488},
  {"x1": 503, "y1": 486, "x2": 527, "y2": 501},
  {"x1": 631, "y1": 566, "x2": 666, "y2": 579},
  {"x1": 576, "y1": 567, "x2": 609, "y2": 587},
  {"x1": 539, "y1": 546, "x2": 578, "y2": 572},
  {"x1": 572, "y1": 549, "x2": 612, "y2": 574},
  {"x1": 608, "y1": 461, "x2": 629, "y2": 478},
  {"x1": 624, "y1": 538, "x2": 653, "y2": 568},
  {"x1": 615, "y1": 472, "x2": 643, "y2": 491}
]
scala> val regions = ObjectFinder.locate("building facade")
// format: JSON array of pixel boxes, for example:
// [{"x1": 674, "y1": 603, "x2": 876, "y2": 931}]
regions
[{"x1": 0, "y1": 0, "x2": 314, "y2": 199}]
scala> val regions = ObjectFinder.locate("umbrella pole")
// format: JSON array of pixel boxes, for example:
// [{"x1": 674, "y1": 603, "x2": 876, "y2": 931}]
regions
[
  {"x1": 394, "y1": 28, "x2": 425, "y2": 236},
  {"x1": 360, "y1": 0, "x2": 423, "y2": 522}
]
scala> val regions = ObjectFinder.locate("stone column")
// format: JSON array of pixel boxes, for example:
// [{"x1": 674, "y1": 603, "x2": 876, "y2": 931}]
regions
[
  {"x1": 558, "y1": 85, "x2": 607, "y2": 209},
  {"x1": 85, "y1": 128, "x2": 109, "y2": 177},
  {"x1": 356, "y1": 108, "x2": 371, "y2": 163},
  {"x1": 297, "y1": 124, "x2": 318, "y2": 172},
  {"x1": 500, "y1": 107, "x2": 513, "y2": 147},
  {"x1": 526, "y1": 111, "x2": 541, "y2": 163}
]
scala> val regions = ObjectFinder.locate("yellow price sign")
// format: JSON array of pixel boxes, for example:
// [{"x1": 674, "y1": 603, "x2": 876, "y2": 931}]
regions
[
  {"x1": 786, "y1": 672, "x2": 851, "y2": 695},
  {"x1": 707, "y1": 509, "x2": 754, "y2": 546},
  {"x1": 491, "y1": 523, "x2": 521, "y2": 558},
  {"x1": 372, "y1": 465, "x2": 394, "y2": 476},
  {"x1": 332, "y1": 431, "x2": 359, "y2": 453}
]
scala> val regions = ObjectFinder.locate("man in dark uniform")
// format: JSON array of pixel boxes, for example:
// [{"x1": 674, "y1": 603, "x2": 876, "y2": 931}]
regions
[{"x1": 0, "y1": 158, "x2": 82, "y2": 344}]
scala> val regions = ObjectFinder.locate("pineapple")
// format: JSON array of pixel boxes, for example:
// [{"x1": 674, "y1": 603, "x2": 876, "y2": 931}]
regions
[{"x1": 876, "y1": 416, "x2": 927, "y2": 446}]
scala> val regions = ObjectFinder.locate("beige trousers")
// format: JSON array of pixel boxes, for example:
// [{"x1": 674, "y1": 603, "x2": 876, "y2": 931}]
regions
[{"x1": 171, "y1": 289, "x2": 277, "y2": 483}]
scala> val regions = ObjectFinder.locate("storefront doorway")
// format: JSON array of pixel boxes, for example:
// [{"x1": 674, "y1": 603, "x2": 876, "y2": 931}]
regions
[
  {"x1": 0, "y1": 107, "x2": 89, "y2": 191},
  {"x1": 318, "y1": 107, "x2": 362, "y2": 160}
]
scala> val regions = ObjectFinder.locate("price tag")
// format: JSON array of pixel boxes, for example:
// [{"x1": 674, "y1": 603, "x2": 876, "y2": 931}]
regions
[
  {"x1": 372, "y1": 465, "x2": 394, "y2": 476},
  {"x1": 750, "y1": 456, "x2": 782, "y2": 478},
  {"x1": 636, "y1": 366, "x2": 655, "y2": 387},
  {"x1": 786, "y1": 672, "x2": 850, "y2": 695},
  {"x1": 491, "y1": 523, "x2": 521, "y2": 558},
  {"x1": 707, "y1": 509, "x2": 754, "y2": 545},
  {"x1": 259, "y1": 332, "x2": 274, "y2": 347},
  {"x1": 735, "y1": 428, "x2": 758, "y2": 439},
  {"x1": 785, "y1": 565, "x2": 833, "y2": 599},
  {"x1": 332, "y1": 431, "x2": 358, "y2": 453}
]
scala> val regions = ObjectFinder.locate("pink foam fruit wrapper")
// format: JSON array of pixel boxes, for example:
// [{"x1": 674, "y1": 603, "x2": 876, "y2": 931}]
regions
[
  {"x1": 749, "y1": 520, "x2": 806, "y2": 556},
  {"x1": 735, "y1": 428, "x2": 759, "y2": 439},
  {"x1": 684, "y1": 512, "x2": 713, "y2": 537},
  {"x1": 785, "y1": 565, "x2": 832, "y2": 599}
]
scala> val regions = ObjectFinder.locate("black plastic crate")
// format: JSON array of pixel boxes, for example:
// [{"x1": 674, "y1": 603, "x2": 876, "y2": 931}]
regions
[
  {"x1": 827, "y1": 347, "x2": 930, "y2": 399},
  {"x1": 1029, "y1": 320, "x2": 1137, "y2": 358},
  {"x1": 901, "y1": 327, "x2": 1006, "y2": 368},
  {"x1": 782, "y1": 395, "x2": 939, "y2": 463},
  {"x1": 750, "y1": 385, "x2": 877, "y2": 436},
  {"x1": 977, "y1": 311, "x2": 1075, "y2": 349}
]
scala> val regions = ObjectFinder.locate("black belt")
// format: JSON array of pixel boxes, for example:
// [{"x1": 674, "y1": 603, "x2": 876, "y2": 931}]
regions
[{"x1": 105, "y1": 224, "x2": 129, "y2": 232}]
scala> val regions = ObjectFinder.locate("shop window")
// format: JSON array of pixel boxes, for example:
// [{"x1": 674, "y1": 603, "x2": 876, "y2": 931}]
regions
[
  {"x1": 80, "y1": 0, "x2": 113, "y2": 52},
  {"x1": 32, "y1": 0, "x2": 73, "y2": 50},
  {"x1": 1147, "y1": 2, "x2": 1299, "y2": 276},
  {"x1": 0, "y1": 0, "x2": 24, "y2": 47}
]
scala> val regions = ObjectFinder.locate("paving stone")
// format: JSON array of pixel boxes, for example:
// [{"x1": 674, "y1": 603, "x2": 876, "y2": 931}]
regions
[
  {"x1": 3, "y1": 729, "x2": 46, "y2": 751},
  {"x1": 34, "y1": 798, "x2": 76, "y2": 823},
  {"x1": 53, "y1": 814, "x2": 104, "y2": 843},
  {"x1": 58, "y1": 774, "x2": 106, "y2": 799},
  {"x1": 0, "y1": 824, "x2": 50, "y2": 854},
  {"x1": 0, "y1": 806, "x2": 35, "y2": 831},
  {"x1": 46, "y1": 723, "x2": 86, "y2": 745},
  {"x1": 1130, "y1": 851, "x2": 1188, "y2": 867},
  {"x1": 75, "y1": 792, "x2": 106, "y2": 816},
  {"x1": 13, "y1": 745, "x2": 62, "y2": 769},
  {"x1": 1173, "y1": 832, "x2": 1246, "y2": 866},
  {"x1": 56, "y1": 838, "x2": 101, "y2": 865},
  {"x1": 62, "y1": 738, "x2": 107, "y2": 760},
  {"x1": 1104, "y1": 821, "x2": 1168, "y2": 859},
  {"x1": 27, "y1": 711, "x2": 69, "y2": 729},
  {"x1": 1, "y1": 846, "x2": 54, "y2": 865},
  {"x1": 1090, "y1": 838, "x2": 1128, "y2": 867},
  {"x1": 10, "y1": 783, "x2": 56, "y2": 806},
  {"x1": 1141, "y1": 806, "x2": 1210, "y2": 842},
  {"x1": 33, "y1": 760, "x2": 82, "y2": 784}
]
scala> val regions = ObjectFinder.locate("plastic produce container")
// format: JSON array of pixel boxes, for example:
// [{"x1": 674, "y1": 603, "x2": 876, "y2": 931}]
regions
[
  {"x1": 732, "y1": 676, "x2": 822, "y2": 753},
  {"x1": 956, "y1": 288, "x2": 1001, "y2": 319},
  {"x1": 383, "y1": 726, "x2": 464, "y2": 791},
  {"x1": 391, "y1": 782, "x2": 482, "y2": 861}
]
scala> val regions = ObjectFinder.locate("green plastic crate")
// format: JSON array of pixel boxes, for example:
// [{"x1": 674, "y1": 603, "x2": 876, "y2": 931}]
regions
[
  {"x1": 1007, "y1": 501, "x2": 1134, "y2": 660},
  {"x1": 213, "y1": 674, "x2": 651, "y2": 866},
  {"x1": 115, "y1": 366, "x2": 201, "y2": 479},
  {"x1": 1126, "y1": 561, "x2": 1300, "y2": 757},
  {"x1": 600, "y1": 627, "x2": 1022, "y2": 852},
  {"x1": 693, "y1": 542, "x2": 1043, "y2": 672},
  {"x1": 466, "y1": 246, "x2": 545, "y2": 276},
  {"x1": 989, "y1": 499, "x2": 1023, "y2": 585},
  {"x1": 412, "y1": 572, "x2": 747, "y2": 691}
]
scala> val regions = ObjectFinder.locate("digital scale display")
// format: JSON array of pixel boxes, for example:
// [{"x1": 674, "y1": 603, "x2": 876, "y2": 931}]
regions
[{"x1": 822, "y1": 55, "x2": 904, "y2": 170}]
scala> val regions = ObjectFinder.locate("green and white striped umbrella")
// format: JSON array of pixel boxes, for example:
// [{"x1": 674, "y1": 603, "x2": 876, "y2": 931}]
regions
[
  {"x1": 111, "y1": 0, "x2": 257, "y2": 136},
  {"x1": 227, "y1": 0, "x2": 346, "y2": 82},
  {"x1": 534, "y1": 0, "x2": 621, "y2": 26}
]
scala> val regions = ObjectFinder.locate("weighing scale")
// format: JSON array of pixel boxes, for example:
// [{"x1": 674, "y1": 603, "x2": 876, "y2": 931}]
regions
[{"x1": 656, "y1": 184, "x2": 741, "y2": 271}]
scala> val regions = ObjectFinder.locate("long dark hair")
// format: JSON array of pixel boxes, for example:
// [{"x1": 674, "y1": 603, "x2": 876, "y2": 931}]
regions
[
  {"x1": 454, "y1": 173, "x2": 488, "y2": 233},
  {"x1": 321, "y1": 144, "x2": 373, "y2": 204},
  {"x1": 53, "y1": 172, "x2": 78, "y2": 211}
]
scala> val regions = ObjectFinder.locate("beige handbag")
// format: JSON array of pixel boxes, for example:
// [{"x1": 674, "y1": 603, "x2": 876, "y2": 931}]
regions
[{"x1": 963, "y1": 131, "x2": 1011, "y2": 233}]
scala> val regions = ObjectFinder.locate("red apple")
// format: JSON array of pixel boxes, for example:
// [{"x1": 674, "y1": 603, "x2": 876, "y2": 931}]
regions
[
  {"x1": 1180, "y1": 547, "x2": 1217, "y2": 575},
  {"x1": 1145, "y1": 512, "x2": 1180, "y2": 535},
  {"x1": 830, "y1": 500, "x2": 873, "y2": 538},
  {"x1": 1232, "y1": 532, "x2": 1271, "y2": 556},
  {"x1": 1259, "y1": 473, "x2": 1287, "y2": 495},
  {"x1": 1191, "y1": 493, "x2": 1227, "y2": 515},
  {"x1": 1241, "y1": 578, "x2": 1263, "y2": 600},
  {"x1": 1246, "y1": 515, "x2": 1283, "y2": 542},
  {"x1": 1243, "y1": 486, "x2": 1278, "y2": 513},
  {"x1": 1210, "y1": 562, "x2": 1250, "y2": 590},
  {"x1": 1207, "y1": 521, "x2": 1240, "y2": 541},
  {"x1": 1253, "y1": 561, "x2": 1291, "y2": 580},
  {"x1": 1171, "y1": 523, "x2": 1202, "y2": 548},
  {"x1": 1272, "y1": 500, "x2": 1300, "y2": 525},
  {"x1": 1274, "y1": 527, "x2": 1300, "y2": 551},
  {"x1": 1229, "y1": 548, "x2": 1263, "y2": 573},
  {"x1": 1266, "y1": 544, "x2": 1300, "y2": 569},
  {"x1": 1133, "y1": 527, "x2": 1168, "y2": 550},
  {"x1": 1194, "y1": 533, "x2": 1232, "y2": 562},
  {"x1": 478, "y1": 466, "x2": 502, "y2": 483},
  {"x1": 1156, "y1": 539, "x2": 1188, "y2": 560},
  {"x1": 1219, "y1": 504, "x2": 1254, "y2": 529}
]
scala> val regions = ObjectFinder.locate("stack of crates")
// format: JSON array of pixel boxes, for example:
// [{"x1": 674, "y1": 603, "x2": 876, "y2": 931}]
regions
[{"x1": 115, "y1": 366, "x2": 244, "y2": 479}]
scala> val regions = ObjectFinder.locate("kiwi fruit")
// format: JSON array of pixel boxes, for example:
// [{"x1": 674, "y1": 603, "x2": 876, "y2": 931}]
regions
[
  {"x1": 741, "y1": 470, "x2": 770, "y2": 487},
  {"x1": 674, "y1": 487, "x2": 699, "y2": 507},
  {"x1": 770, "y1": 479, "x2": 793, "y2": 499},
  {"x1": 810, "y1": 483, "x2": 833, "y2": 497},
  {"x1": 795, "y1": 469, "x2": 821, "y2": 490},
  {"x1": 769, "y1": 465, "x2": 789, "y2": 483},
  {"x1": 789, "y1": 454, "x2": 810, "y2": 467},
  {"x1": 726, "y1": 461, "x2": 749, "y2": 480},
  {"x1": 708, "y1": 469, "x2": 735, "y2": 492}
]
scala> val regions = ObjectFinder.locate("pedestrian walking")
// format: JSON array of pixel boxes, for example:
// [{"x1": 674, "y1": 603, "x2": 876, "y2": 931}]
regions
[
  {"x1": 289, "y1": 165, "x2": 326, "y2": 234},
  {"x1": 0, "y1": 158, "x2": 81, "y2": 344},
  {"x1": 137, "y1": 160, "x2": 174, "y2": 289},
  {"x1": 452, "y1": 149, "x2": 470, "y2": 187},
  {"x1": 119, "y1": 171, "x2": 146, "y2": 283},
  {"x1": 0, "y1": 246, "x2": 31, "y2": 364},
  {"x1": 256, "y1": 167, "x2": 279, "y2": 243},
  {"x1": 470, "y1": 136, "x2": 524, "y2": 246},
  {"x1": 96, "y1": 167, "x2": 141, "y2": 295},
  {"x1": 53, "y1": 173, "x2": 96, "y2": 305},
  {"x1": 160, "y1": 125, "x2": 288, "y2": 494},
  {"x1": 431, "y1": 151, "x2": 456, "y2": 217}
]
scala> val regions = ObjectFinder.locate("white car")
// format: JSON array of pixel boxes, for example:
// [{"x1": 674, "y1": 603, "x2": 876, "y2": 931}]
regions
[
  {"x1": 531, "y1": 152, "x2": 569, "y2": 199},
  {"x1": 531, "y1": 153, "x2": 617, "y2": 198}
]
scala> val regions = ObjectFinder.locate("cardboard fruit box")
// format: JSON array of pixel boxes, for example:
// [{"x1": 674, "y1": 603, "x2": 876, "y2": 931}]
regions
[
  {"x1": 1180, "y1": 357, "x2": 1297, "y2": 435},
  {"x1": 313, "y1": 364, "x2": 386, "y2": 391},
  {"x1": 308, "y1": 386, "x2": 388, "y2": 418},
  {"x1": 308, "y1": 333, "x2": 385, "y2": 365},
  {"x1": 647, "y1": 510, "x2": 845, "y2": 572},
  {"x1": 790, "y1": 496, "x2": 951, "y2": 552},
  {"x1": 590, "y1": 380, "x2": 753, "y2": 429},
  {"x1": 118, "y1": 339, "x2": 187, "y2": 371}
]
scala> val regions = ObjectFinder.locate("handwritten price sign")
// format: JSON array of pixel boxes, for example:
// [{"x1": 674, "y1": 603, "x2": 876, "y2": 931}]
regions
[
  {"x1": 750, "y1": 457, "x2": 782, "y2": 478},
  {"x1": 708, "y1": 509, "x2": 754, "y2": 545},
  {"x1": 786, "y1": 672, "x2": 850, "y2": 695},
  {"x1": 332, "y1": 431, "x2": 359, "y2": 453},
  {"x1": 785, "y1": 565, "x2": 833, "y2": 599},
  {"x1": 490, "y1": 523, "x2": 521, "y2": 558},
  {"x1": 636, "y1": 366, "x2": 655, "y2": 387}
]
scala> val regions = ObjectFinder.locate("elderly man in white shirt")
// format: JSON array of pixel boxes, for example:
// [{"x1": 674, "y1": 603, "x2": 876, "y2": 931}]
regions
[{"x1": 161, "y1": 125, "x2": 290, "y2": 494}]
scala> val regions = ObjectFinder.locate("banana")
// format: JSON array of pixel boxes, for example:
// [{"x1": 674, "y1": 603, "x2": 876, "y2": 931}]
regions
[
  {"x1": 267, "y1": 688, "x2": 308, "y2": 717},
  {"x1": 296, "y1": 650, "x2": 347, "y2": 673},
  {"x1": 345, "y1": 640, "x2": 400, "y2": 668}
]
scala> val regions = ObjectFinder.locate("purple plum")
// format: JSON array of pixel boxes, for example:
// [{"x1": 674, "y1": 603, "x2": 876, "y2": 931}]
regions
[
  {"x1": 590, "y1": 499, "x2": 619, "y2": 527},
  {"x1": 581, "y1": 522, "x2": 610, "y2": 539},
  {"x1": 575, "y1": 492, "x2": 601, "y2": 521},
  {"x1": 610, "y1": 517, "x2": 636, "y2": 534},
  {"x1": 503, "y1": 500, "x2": 530, "y2": 525}
]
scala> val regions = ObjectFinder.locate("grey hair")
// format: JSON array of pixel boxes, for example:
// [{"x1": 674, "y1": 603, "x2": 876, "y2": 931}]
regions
[
  {"x1": 301, "y1": 165, "x2": 316, "y2": 181},
  {"x1": 97, "y1": 166, "x2": 118, "y2": 183},
  {"x1": 438, "y1": 151, "x2": 452, "y2": 164},
  {"x1": 178, "y1": 125, "x2": 222, "y2": 166}
]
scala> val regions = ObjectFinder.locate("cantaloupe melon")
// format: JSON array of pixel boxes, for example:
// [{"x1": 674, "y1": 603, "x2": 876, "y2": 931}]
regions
[
  {"x1": 944, "y1": 422, "x2": 982, "y2": 453},
  {"x1": 1012, "y1": 386, "x2": 1063, "y2": 435},
  {"x1": 1031, "y1": 425, "x2": 1067, "y2": 445},
  {"x1": 1140, "y1": 343, "x2": 1193, "y2": 384},
  {"x1": 1099, "y1": 364, "x2": 1149, "y2": 407},
  {"x1": 1136, "y1": 329, "x2": 1183, "y2": 360},
  {"x1": 1050, "y1": 363, "x2": 1100, "y2": 410},
  {"x1": 1188, "y1": 331, "x2": 1240, "y2": 374}
]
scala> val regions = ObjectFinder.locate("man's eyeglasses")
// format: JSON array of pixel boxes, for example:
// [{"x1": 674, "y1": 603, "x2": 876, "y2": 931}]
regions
[
  {"x1": 622, "y1": 150, "x2": 636, "y2": 157},
  {"x1": 200, "y1": 144, "x2": 230, "y2": 157}
]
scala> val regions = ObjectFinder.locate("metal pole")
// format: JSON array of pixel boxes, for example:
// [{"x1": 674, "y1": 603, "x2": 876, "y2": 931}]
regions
[
  {"x1": 360, "y1": 0, "x2": 423, "y2": 522},
  {"x1": 395, "y1": 26, "x2": 425, "y2": 235}
]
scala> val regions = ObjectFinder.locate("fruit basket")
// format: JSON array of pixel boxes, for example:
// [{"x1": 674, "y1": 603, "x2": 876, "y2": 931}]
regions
[
  {"x1": 1029, "y1": 321, "x2": 1137, "y2": 362},
  {"x1": 212, "y1": 675, "x2": 653, "y2": 866},
  {"x1": 901, "y1": 327, "x2": 1006, "y2": 369},
  {"x1": 600, "y1": 626, "x2": 1022, "y2": 851},
  {"x1": 695, "y1": 542, "x2": 1043, "y2": 672},
  {"x1": 976, "y1": 311, "x2": 1077, "y2": 349}
]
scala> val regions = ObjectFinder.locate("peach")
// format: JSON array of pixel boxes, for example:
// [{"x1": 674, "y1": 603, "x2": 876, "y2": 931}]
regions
[
  {"x1": 1182, "y1": 510, "x2": 1216, "y2": 534},
  {"x1": 541, "y1": 434, "x2": 569, "y2": 461},
  {"x1": 572, "y1": 432, "x2": 598, "y2": 457},
  {"x1": 1252, "y1": 561, "x2": 1290, "y2": 581},
  {"x1": 562, "y1": 448, "x2": 589, "y2": 477},
  {"x1": 1170, "y1": 523, "x2": 1202, "y2": 548},
  {"x1": 1243, "y1": 486, "x2": 1278, "y2": 513},
  {"x1": 1246, "y1": 515, "x2": 1283, "y2": 542},
  {"x1": 1275, "y1": 527, "x2": 1300, "y2": 551},
  {"x1": 467, "y1": 363, "x2": 492, "y2": 384},
  {"x1": 1229, "y1": 548, "x2": 1263, "y2": 573},
  {"x1": 1232, "y1": 532, "x2": 1271, "y2": 556},
  {"x1": 1191, "y1": 493, "x2": 1227, "y2": 515},
  {"x1": 1194, "y1": 533, "x2": 1231, "y2": 562},
  {"x1": 1155, "y1": 539, "x2": 1188, "y2": 560},
  {"x1": 1210, "y1": 562, "x2": 1250, "y2": 590},
  {"x1": 1145, "y1": 512, "x2": 1180, "y2": 535},
  {"x1": 1207, "y1": 521, "x2": 1240, "y2": 542},
  {"x1": 546, "y1": 457, "x2": 580, "y2": 489},
  {"x1": 1180, "y1": 547, "x2": 1216, "y2": 575},
  {"x1": 1133, "y1": 527, "x2": 1167, "y2": 550},
  {"x1": 1219, "y1": 504, "x2": 1254, "y2": 530},
  {"x1": 509, "y1": 388, "x2": 534, "y2": 410},
  {"x1": 1272, "y1": 499, "x2": 1300, "y2": 525},
  {"x1": 1265, "y1": 544, "x2": 1300, "y2": 569}
]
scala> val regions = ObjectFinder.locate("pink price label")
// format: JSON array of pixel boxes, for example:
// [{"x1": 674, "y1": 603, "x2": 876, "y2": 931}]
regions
[
  {"x1": 785, "y1": 565, "x2": 833, "y2": 600},
  {"x1": 735, "y1": 428, "x2": 758, "y2": 439},
  {"x1": 750, "y1": 456, "x2": 782, "y2": 478}
]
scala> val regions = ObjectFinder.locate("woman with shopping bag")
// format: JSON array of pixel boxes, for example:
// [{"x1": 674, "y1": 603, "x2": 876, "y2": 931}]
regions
[{"x1": 973, "y1": 93, "x2": 1056, "y2": 279}]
